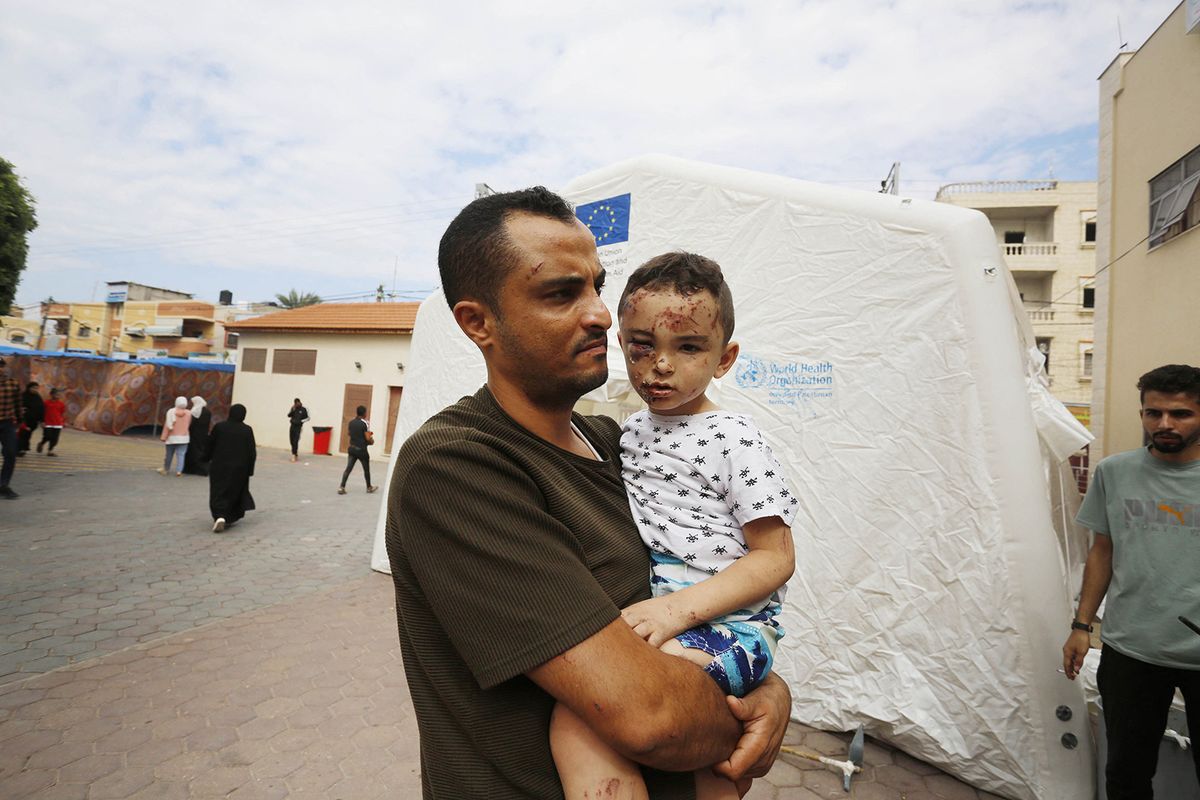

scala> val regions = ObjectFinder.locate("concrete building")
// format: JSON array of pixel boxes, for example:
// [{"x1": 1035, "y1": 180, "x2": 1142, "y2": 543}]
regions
[
  {"x1": 936, "y1": 180, "x2": 1098, "y2": 416},
  {"x1": 224, "y1": 303, "x2": 419, "y2": 457},
  {"x1": 1093, "y1": 2, "x2": 1200, "y2": 459},
  {"x1": 14, "y1": 282, "x2": 276, "y2": 360}
]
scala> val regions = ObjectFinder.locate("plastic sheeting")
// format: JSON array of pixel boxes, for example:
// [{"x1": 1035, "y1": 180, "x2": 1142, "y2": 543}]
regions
[{"x1": 370, "y1": 156, "x2": 1095, "y2": 799}]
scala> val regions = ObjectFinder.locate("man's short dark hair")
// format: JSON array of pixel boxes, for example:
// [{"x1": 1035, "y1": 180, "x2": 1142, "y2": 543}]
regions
[
  {"x1": 618, "y1": 252, "x2": 736, "y2": 344},
  {"x1": 26, "y1": 381, "x2": 38, "y2": 390},
  {"x1": 1137, "y1": 364, "x2": 1200, "y2": 404},
  {"x1": 356, "y1": 405, "x2": 367, "y2": 417},
  {"x1": 438, "y1": 187, "x2": 577, "y2": 312},
  {"x1": 294, "y1": 397, "x2": 301, "y2": 404}
]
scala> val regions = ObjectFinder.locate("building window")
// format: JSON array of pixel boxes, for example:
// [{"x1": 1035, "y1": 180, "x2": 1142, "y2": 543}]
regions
[
  {"x1": 1081, "y1": 211, "x2": 1097, "y2": 246},
  {"x1": 241, "y1": 347, "x2": 267, "y2": 373},
  {"x1": 1080, "y1": 277, "x2": 1095, "y2": 310},
  {"x1": 8, "y1": 331, "x2": 26, "y2": 344},
  {"x1": 225, "y1": 332, "x2": 240, "y2": 350},
  {"x1": 77, "y1": 325, "x2": 92, "y2": 339},
  {"x1": 272, "y1": 349, "x2": 317, "y2": 375},
  {"x1": 1004, "y1": 231, "x2": 1025, "y2": 244},
  {"x1": 1080, "y1": 343, "x2": 1094, "y2": 381},
  {"x1": 1036, "y1": 338, "x2": 1052, "y2": 375},
  {"x1": 1149, "y1": 144, "x2": 1200, "y2": 248}
]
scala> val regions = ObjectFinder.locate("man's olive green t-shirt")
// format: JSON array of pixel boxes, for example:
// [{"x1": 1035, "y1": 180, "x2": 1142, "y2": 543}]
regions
[{"x1": 386, "y1": 387, "x2": 695, "y2": 800}]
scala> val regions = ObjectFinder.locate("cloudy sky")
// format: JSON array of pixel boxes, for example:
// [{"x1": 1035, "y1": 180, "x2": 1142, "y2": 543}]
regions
[{"x1": 1, "y1": 1, "x2": 1175, "y2": 310}]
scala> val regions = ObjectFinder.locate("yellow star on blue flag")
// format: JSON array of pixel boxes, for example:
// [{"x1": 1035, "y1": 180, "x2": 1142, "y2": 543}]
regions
[{"x1": 576, "y1": 193, "x2": 631, "y2": 247}]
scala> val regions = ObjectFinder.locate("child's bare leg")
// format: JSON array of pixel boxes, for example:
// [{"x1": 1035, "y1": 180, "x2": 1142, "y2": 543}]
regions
[
  {"x1": 550, "y1": 702, "x2": 649, "y2": 800},
  {"x1": 659, "y1": 640, "x2": 741, "y2": 800}
]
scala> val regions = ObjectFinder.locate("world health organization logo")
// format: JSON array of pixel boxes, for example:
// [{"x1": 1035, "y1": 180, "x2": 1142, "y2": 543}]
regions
[{"x1": 575, "y1": 193, "x2": 631, "y2": 247}]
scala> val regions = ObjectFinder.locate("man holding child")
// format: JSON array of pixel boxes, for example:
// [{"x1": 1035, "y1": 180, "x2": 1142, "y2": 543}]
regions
[{"x1": 385, "y1": 187, "x2": 792, "y2": 799}]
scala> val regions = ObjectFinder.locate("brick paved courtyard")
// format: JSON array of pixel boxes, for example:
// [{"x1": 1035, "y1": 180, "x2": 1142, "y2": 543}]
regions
[{"x1": 0, "y1": 430, "x2": 1001, "y2": 798}]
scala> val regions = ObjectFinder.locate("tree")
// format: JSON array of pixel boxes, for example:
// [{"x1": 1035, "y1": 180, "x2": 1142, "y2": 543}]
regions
[
  {"x1": 274, "y1": 289, "x2": 322, "y2": 309},
  {"x1": 0, "y1": 158, "x2": 38, "y2": 316}
]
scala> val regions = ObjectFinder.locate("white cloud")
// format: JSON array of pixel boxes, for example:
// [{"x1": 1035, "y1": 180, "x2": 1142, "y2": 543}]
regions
[{"x1": 0, "y1": 0, "x2": 1173, "y2": 307}]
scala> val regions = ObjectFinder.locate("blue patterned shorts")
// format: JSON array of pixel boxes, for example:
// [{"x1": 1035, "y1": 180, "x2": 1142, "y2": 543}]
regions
[{"x1": 676, "y1": 620, "x2": 779, "y2": 698}]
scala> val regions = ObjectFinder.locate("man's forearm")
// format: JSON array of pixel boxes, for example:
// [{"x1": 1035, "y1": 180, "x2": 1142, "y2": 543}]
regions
[
  {"x1": 1074, "y1": 537, "x2": 1112, "y2": 624},
  {"x1": 614, "y1": 651, "x2": 742, "y2": 770}
]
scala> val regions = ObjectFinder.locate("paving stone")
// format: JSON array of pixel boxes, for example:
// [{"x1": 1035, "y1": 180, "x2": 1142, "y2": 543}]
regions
[
  {"x1": 24, "y1": 740, "x2": 92, "y2": 770},
  {"x1": 925, "y1": 772, "x2": 982, "y2": 799},
  {"x1": 185, "y1": 724, "x2": 240, "y2": 752},
  {"x1": 30, "y1": 781, "x2": 90, "y2": 800},
  {"x1": 88, "y1": 765, "x2": 156, "y2": 799},
  {"x1": 0, "y1": 769, "x2": 57, "y2": 797},
  {"x1": 125, "y1": 735, "x2": 186, "y2": 767},
  {"x1": 227, "y1": 778, "x2": 291, "y2": 800},
  {"x1": 894, "y1": 749, "x2": 945, "y2": 776},
  {"x1": 876, "y1": 763, "x2": 930, "y2": 792},
  {"x1": 57, "y1": 752, "x2": 123, "y2": 782}
]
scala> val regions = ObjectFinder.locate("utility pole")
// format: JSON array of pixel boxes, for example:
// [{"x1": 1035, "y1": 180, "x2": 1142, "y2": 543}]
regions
[
  {"x1": 35, "y1": 296, "x2": 54, "y2": 351},
  {"x1": 879, "y1": 162, "x2": 900, "y2": 195}
]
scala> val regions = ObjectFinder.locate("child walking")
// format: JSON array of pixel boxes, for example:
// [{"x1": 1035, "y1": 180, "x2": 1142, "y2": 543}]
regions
[
  {"x1": 550, "y1": 252, "x2": 797, "y2": 799},
  {"x1": 37, "y1": 388, "x2": 66, "y2": 456}
]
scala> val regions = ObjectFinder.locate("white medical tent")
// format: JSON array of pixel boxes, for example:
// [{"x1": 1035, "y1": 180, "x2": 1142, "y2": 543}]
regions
[{"x1": 370, "y1": 155, "x2": 1096, "y2": 799}]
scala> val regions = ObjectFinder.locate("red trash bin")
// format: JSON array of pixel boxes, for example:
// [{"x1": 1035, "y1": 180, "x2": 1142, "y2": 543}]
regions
[{"x1": 312, "y1": 426, "x2": 333, "y2": 455}]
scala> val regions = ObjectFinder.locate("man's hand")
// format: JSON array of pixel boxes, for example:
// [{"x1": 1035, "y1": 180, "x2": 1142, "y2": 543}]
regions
[
  {"x1": 621, "y1": 596, "x2": 692, "y2": 648},
  {"x1": 1062, "y1": 629, "x2": 1091, "y2": 680},
  {"x1": 712, "y1": 672, "x2": 791, "y2": 781}
]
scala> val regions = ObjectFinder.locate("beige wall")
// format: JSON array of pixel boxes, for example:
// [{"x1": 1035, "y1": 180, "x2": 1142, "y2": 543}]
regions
[
  {"x1": 1101, "y1": 4, "x2": 1200, "y2": 455},
  {"x1": 938, "y1": 181, "x2": 1098, "y2": 407},
  {"x1": 230, "y1": 332, "x2": 413, "y2": 456},
  {"x1": 63, "y1": 304, "x2": 107, "y2": 352},
  {"x1": 1093, "y1": 52, "x2": 1135, "y2": 459},
  {"x1": 1, "y1": 315, "x2": 41, "y2": 347}
]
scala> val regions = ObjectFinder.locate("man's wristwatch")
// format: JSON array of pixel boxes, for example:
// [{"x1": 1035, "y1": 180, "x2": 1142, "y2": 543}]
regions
[{"x1": 1071, "y1": 620, "x2": 1093, "y2": 633}]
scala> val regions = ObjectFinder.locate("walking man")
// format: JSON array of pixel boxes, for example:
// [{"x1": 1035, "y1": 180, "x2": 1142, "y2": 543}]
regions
[
  {"x1": 18, "y1": 381, "x2": 43, "y2": 455},
  {"x1": 1063, "y1": 363, "x2": 1200, "y2": 798},
  {"x1": 287, "y1": 397, "x2": 308, "y2": 462},
  {"x1": 338, "y1": 405, "x2": 376, "y2": 495},
  {"x1": 0, "y1": 357, "x2": 21, "y2": 498}
]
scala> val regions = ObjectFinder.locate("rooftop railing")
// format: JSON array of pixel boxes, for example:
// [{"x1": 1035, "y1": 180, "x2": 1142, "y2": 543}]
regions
[{"x1": 936, "y1": 180, "x2": 1058, "y2": 199}]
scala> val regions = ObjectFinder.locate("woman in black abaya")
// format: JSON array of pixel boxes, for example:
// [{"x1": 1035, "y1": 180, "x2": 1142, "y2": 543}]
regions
[
  {"x1": 182, "y1": 395, "x2": 212, "y2": 475},
  {"x1": 206, "y1": 404, "x2": 257, "y2": 533}
]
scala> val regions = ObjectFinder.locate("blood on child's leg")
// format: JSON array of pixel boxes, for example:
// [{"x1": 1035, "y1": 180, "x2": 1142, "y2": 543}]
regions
[{"x1": 550, "y1": 703, "x2": 649, "y2": 800}]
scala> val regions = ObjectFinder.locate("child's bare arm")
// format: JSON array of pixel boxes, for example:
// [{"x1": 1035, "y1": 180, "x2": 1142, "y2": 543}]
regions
[{"x1": 621, "y1": 516, "x2": 795, "y2": 647}]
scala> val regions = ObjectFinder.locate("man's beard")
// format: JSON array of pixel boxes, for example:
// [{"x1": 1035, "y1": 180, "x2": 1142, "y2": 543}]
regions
[
  {"x1": 1151, "y1": 432, "x2": 1200, "y2": 454},
  {"x1": 526, "y1": 366, "x2": 608, "y2": 407},
  {"x1": 496, "y1": 324, "x2": 609, "y2": 407}
]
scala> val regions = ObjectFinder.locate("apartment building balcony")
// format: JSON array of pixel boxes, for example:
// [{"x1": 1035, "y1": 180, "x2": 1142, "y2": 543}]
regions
[
  {"x1": 1004, "y1": 241, "x2": 1058, "y2": 257},
  {"x1": 1005, "y1": 241, "x2": 1059, "y2": 274}
]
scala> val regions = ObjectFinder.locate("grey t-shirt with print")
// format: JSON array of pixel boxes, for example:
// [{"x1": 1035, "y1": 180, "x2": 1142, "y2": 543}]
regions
[{"x1": 1076, "y1": 447, "x2": 1200, "y2": 669}]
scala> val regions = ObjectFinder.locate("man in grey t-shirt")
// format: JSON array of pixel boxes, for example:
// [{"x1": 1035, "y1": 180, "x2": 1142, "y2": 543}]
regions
[{"x1": 1062, "y1": 364, "x2": 1200, "y2": 798}]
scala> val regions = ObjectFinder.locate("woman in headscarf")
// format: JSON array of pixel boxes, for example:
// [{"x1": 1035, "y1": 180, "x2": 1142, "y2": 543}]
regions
[
  {"x1": 206, "y1": 403, "x2": 256, "y2": 533},
  {"x1": 182, "y1": 396, "x2": 211, "y2": 476},
  {"x1": 158, "y1": 396, "x2": 191, "y2": 476}
]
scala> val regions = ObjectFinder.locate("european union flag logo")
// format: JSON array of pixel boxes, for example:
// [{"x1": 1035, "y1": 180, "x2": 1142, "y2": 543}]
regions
[{"x1": 576, "y1": 193, "x2": 631, "y2": 247}]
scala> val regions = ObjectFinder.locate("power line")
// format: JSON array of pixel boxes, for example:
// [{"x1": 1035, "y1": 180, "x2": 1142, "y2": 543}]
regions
[{"x1": 1033, "y1": 231, "x2": 1151, "y2": 312}]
